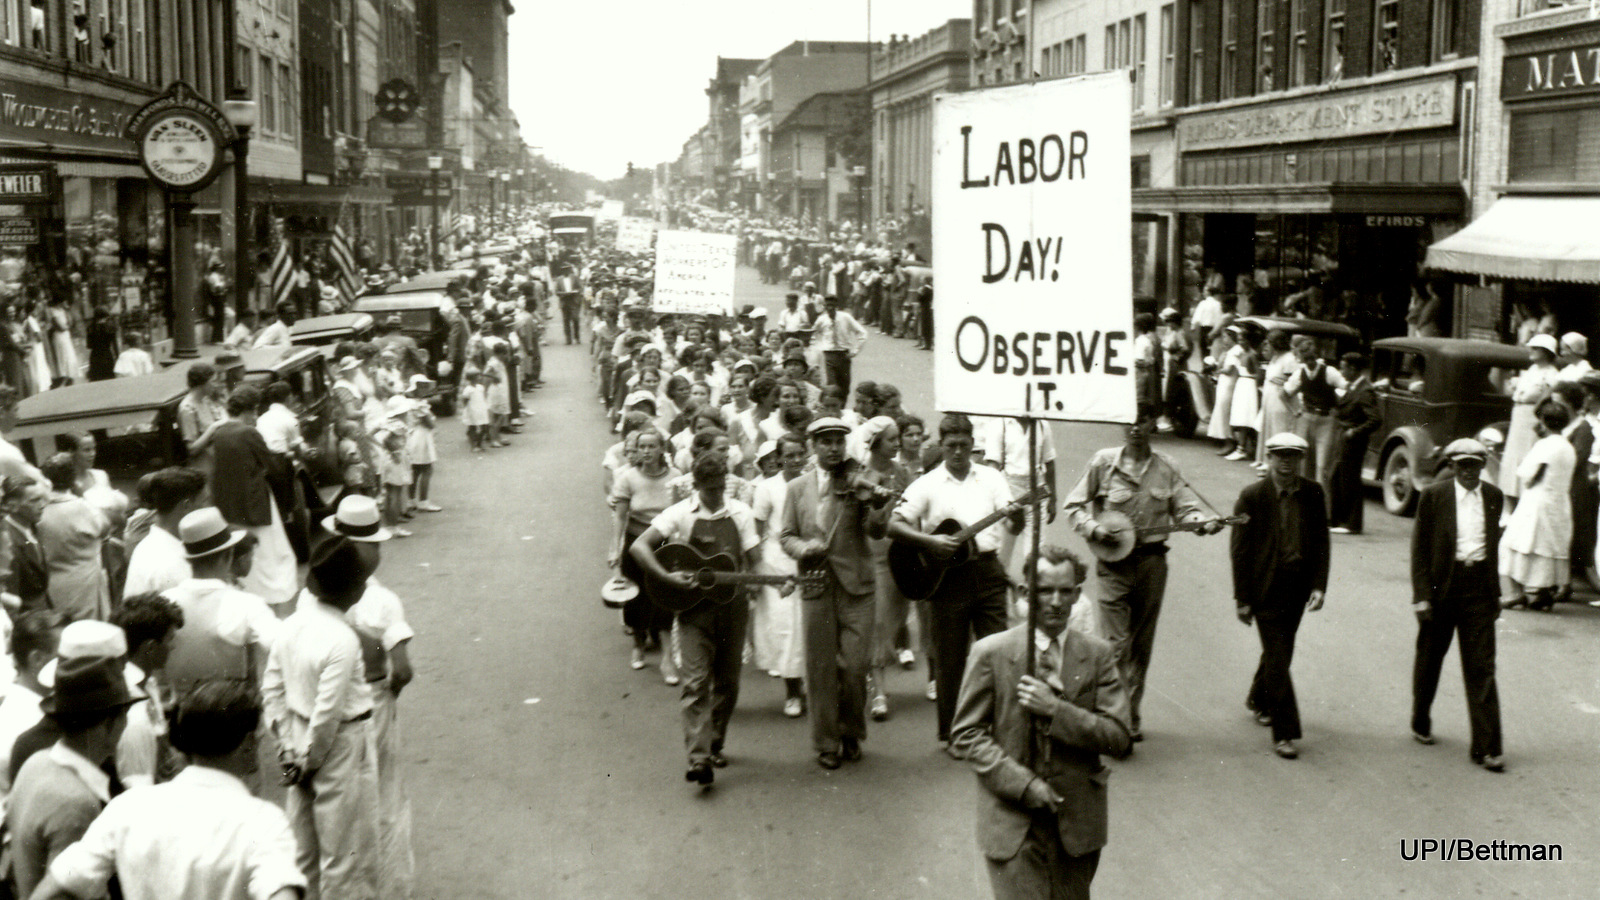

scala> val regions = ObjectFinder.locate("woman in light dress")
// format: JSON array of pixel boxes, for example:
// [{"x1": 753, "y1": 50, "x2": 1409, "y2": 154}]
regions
[
  {"x1": 1499, "y1": 336, "x2": 1561, "y2": 503},
  {"x1": 1256, "y1": 330, "x2": 1298, "y2": 468},
  {"x1": 750, "y1": 436, "x2": 807, "y2": 717},
  {"x1": 25, "y1": 304, "x2": 52, "y2": 392},
  {"x1": 1207, "y1": 325, "x2": 1241, "y2": 451},
  {"x1": 35, "y1": 452, "x2": 110, "y2": 621},
  {"x1": 858, "y1": 416, "x2": 913, "y2": 722},
  {"x1": 45, "y1": 297, "x2": 79, "y2": 386},
  {"x1": 1226, "y1": 325, "x2": 1262, "y2": 461},
  {"x1": 1501, "y1": 399, "x2": 1575, "y2": 611},
  {"x1": 608, "y1": 429, "x2": 680, "y2": 681}
]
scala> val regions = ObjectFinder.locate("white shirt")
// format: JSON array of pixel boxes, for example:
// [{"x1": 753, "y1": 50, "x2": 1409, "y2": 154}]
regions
[
  {"x1": 46, "y1": 765, "x2": 306, "y2": 900},
  {"x1": 1557, "y1": 359, "x2": 1593, "y2": 384},
  {"x1": 1454, "y1": 481, "x2": 1487, "y2": 564},
  {"x1": 113, "y1": 348, "x2": 155, "y2": 379},
  {"x1": 251, "y1": 320, "x2": 291, "y2": 349},
  {"x1": 164, "y1": 578, "x2": 282, "y2": 661},
  {"x1": 123, "y1": 525, "x2": 191, "y2": 598},
  {"x1": 895, "y1": 461, "x2": 1015, "y2": 554},
  {"x1": 116, "y1": 664, "x2": 165, "y2": 790},
  {"x1": 295, "y1": 578, "x2": 414, "y2": 652},
  {"x1": 0, "y1": 681, "x2": 43, "y2": 798},
  {"x1": 260, "y1": 600, "x2": 371, "y2": 771},
  {"x1": 650, "y1": 494, "x2": 761, "y2": 554},
  {"x1": 255, "y1": 403, "x2": 301, "y2": 455},
  {"x1": 776, "y1": 308, "x2": 810, "y2": 333},
  {"x1": 979, "y1": 418, "x2": 1057, "y2": 480},
  {"x1": 811, "y1": 309, "x2": 868, "y2": 356},
  {"x1": 1191, "y1": 296, "x2": 1223, "y2": 329}
]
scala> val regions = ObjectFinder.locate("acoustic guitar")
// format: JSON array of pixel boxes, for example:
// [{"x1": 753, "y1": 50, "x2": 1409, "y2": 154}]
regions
[
  {"x1": 887, "y1": 486, "x2": 1050, "y2": 601},
  {"x1": 649, "y1": 542, "x2": 803, "y2": 614},
  {"x1": 1086, "y1": 510, "x2": 1248, "y2": 563}
]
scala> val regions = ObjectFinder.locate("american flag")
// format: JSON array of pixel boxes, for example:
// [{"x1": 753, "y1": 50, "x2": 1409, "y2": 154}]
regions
[
  {"x1": 329, "y1": 223, "x2": 361, "y2": 301},
  {"x1": 267, "y1": 236, "x2": 295, "y2": 310}
]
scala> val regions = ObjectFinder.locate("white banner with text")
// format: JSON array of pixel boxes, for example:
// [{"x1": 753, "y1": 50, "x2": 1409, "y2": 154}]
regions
[
  {"x1": 616, "y1": 217, "x2": 657, "y2": 254},
  {"x1": 932, "y1": 72, "x2": 1134, "y2": 422},
  {"x1": 652, "y1": 230, "x2": 737, "y2": 315}
]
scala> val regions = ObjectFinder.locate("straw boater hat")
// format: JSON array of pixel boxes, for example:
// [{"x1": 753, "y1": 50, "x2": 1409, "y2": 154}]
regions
[
  {"x1": 179, "y1": 507, "x2": 248, "y2": 560},
  {"x1": 322, "y1": 495, "x2": 392, "y2": 543}
]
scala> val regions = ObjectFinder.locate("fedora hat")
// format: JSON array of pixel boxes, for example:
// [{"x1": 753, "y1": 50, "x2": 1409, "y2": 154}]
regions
[
  {"x1": 321, "y1": 495, "x2": 392, "y2": 542},
  {"x1": 179, "y1": 507, "x2": 247, "y2": 559},
  {"x1": 40, "y1": 657, "x2": 137, "y2": 721},
  {"x1": 600, "y1": 575, "x2": 639, "y2": 609},
  {"x1": 306, "y1": 536, "x2": 377, "y2": 600}
]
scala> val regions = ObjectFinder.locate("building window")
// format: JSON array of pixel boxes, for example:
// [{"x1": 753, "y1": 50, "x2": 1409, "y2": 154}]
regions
[
  {"x1": 1189, "y1": 0, "x2": 1206, "y2": 104},
  {"x1": 279, "y1": 62, "x2": 294, "y2": 139},
  {"x1": 1508, "y1": 106, "x2": 1600, "y2": 184},
  {"x1": 259, "y1": 55, "x2": 276, "y2": 132},
  {"x1": 1288, "y1": 0, "x2": 1308, "y2": 86},
  {"x1": 1131, "y1": 155, "x2": 1152, "y2": 188},
  {"x1": 1325, "y1": 0, "x2": 1345, "y2": 83},
  {"x1": 1159, "y1": 4, "x2": 1175, "y2": 106},
  {"x1": 237, "y1": 46, "x2": 252, "y2": 91},
  {"x1": 1133, "y1": 14, "x2": 1147, "y2": 111},
  {"x1": 1105, "y1": 24, "x2": 1116, "y2": 68},
  {"x1": 1373, "y1": 0, "x2": 1399, "y2": 72},
  {"x1": 1075, "y1": 34, "x2": 1086, "y2": 73},
  {"x1": 1431, "y1": 0, "x2": 1460, "y2": 61},
  {"x1": 1256, "y1": 0, "x2": 1274, "y2": 92},
  {"x1": 1221, "y1": 0, "x2": 1239, "y2": 99}
]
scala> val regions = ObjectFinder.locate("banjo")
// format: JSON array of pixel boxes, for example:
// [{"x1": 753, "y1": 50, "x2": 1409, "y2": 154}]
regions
[{"x1": 1086, "y1": 510, "x2": 1247, "y2": 563}]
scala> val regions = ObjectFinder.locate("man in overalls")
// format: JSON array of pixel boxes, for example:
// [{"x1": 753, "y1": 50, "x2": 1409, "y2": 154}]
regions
[{"x1": 630, "y1": 454, "x2": 762, "y2": 788}]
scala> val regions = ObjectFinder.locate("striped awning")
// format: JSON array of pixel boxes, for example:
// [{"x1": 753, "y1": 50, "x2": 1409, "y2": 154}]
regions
[{"x1": 1426, "y1": 196, "x2": 1600, "y2": 285}]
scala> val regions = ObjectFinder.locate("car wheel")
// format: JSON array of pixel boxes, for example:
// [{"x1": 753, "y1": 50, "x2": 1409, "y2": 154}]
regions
[{"x1": 1382, "y1": 444, "x2": 1418, "y2": 517}]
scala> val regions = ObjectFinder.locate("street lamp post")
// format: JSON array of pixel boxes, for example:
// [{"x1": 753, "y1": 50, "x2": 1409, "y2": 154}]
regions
[
  {"x1": 500, "y1": 171, "x2": 511, "y2": 223},
  {"x1": 427, "y1": 154, "x2": 444, "y2": 270},
  {"x1": 488, "y1": 172, "x2": 497, "y2": 229},
  {"x1": 223, "y1": 96, "x2": 259, "y2": 318}
]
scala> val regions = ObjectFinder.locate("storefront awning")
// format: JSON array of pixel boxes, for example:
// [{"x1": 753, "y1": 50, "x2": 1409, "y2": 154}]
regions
[
  {"x1": 260, "y1": 183, "x2": 395, "y2": 206},
  {"x1": 1133, "y1": 183, "x2": 1465, "y2": 216},
  {"x1": 1425, "y1": 197, "x2": 1600, "y2": 285}
]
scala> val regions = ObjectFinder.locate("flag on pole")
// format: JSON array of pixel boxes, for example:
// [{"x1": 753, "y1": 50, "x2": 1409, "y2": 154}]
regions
[
  {"x1": 268, "y1": 236, "x2": 295, "y2": 310},
  {"x1": 329, "y1": 223, "x2": 361, "y2": 300}
]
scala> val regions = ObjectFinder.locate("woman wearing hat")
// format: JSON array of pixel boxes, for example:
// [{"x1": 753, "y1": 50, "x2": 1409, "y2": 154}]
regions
[
  {"x1": 1500, "y1": 398, "x2": 1576, "y2": 611},
  {"x1": 609, "y1": 429, "x2": 680, "y2": 677},
  {"x1": 750, "y1": 435, "x2": 807, "y2": 715},
  {"x1": 1500, "y1": 335, "x2": 1562, "y2": 503},
  {"x1": 1206, "y1": 325, "x2": 1242, "y2": 453},
  {"x1": 1225, "y1": 323, "x2": 1262, "y2": 462}
]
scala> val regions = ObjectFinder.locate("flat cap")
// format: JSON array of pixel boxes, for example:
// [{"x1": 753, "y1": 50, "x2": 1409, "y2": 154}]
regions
[
  {"x1": 1264, "y1": 432, "x2": 1310, "y2": 454},
  {"x1": 1442, "y1": 438, "x2": 1487, "y2": 461},
  {"x1": 806, "y1": 416, "x2": 851, "y2": 437}
]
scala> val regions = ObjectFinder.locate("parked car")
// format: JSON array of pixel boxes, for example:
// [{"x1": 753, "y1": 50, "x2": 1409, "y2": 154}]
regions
[
  {"x1": 10, "y1": 368, "x2": 193, "y2": 489},
  {"x1": 1235, "y1": 316, "x2": 1362, "y2": 361},
  {"x1": 351, "y1": 291, "x2": 456, "y2": 414},
  {"x1": 232, "y1": 345, "x2": 344, "y2": 486},
  {"x1": 291, "y1": 313, "x2": 375, "y2": 347},
  {"x1": 1363, "y1": 337, "x2": 1529, "y2": 516},
  {"x1": 381, "y1": 269, "x2": 476, "y2": 295}
]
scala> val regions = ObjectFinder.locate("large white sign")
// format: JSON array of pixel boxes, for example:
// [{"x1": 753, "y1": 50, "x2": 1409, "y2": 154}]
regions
[
  {"x1": 598, "y1": 199, "x2": 626, "y2": 222},
  {"x1": 652, "y1": 230, "x2": 737, "y2": 315},
  {"x1": 932, "y1": 72, "x2": 1134, "y2": 423},
  {"x1": 615, "y1": 217, "x2": 656, "y2": 254}
]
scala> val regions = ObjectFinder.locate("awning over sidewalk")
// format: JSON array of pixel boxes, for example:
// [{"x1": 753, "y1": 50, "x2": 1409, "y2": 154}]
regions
[{"x1": 1425, "y1": 196, "x2": 1600, "y2": 284}]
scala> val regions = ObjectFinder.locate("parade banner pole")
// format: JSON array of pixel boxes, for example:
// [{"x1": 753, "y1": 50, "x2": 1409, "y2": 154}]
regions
[{"x1": 1024, "y1": 415, "x2": 1040, "y2": 766}]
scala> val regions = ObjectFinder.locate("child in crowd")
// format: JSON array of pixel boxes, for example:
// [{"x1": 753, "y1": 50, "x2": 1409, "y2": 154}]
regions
[
  {"x1": 461, "y1": 369, "x2": 489, "y2": 451},
  {"x1": 407, "y1": 376, "x2": 441, "y2": 512},
  {"x1": 379, "y1": 426, "x2": 413, "y2": 538}
]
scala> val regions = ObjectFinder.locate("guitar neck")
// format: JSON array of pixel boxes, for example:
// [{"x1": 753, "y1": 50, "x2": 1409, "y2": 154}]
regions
[
  {"x1": 1136, "y1": 515, "x2": 1242, "y2": 540},
  {"x1": 706, "y1": 572, "x2": 792, "y2": 587},
  {"x1": 951, "y1": 492, "x2": 1043, "y2": 544}
]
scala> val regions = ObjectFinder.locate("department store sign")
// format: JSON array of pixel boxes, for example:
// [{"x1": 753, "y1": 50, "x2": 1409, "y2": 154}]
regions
[
  {"x1": 0, "y1": 80, "x2": 141, "y2": 155},
  {"x1": 1179, "y1": 75, "x2": 1457, "y2": 151}
]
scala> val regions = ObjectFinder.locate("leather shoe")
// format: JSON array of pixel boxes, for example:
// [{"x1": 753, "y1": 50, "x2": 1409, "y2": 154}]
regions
[
  {"x1": 1411, "y1": 730, "x2": 1436, "y2": 745},
  {"x1": 840, "y1": 737, "x2": 861, "y2": 762},
  {"x1": 1273, "y1": 740, "x2": 1298, "y2": 759},
  {"x1": 1475, "y1": 755, "x2": 1505, "y2": 772},
  {"x1": 685, "y1": 763, "x2": 714, "y2": 785},
  {"x1": 709, "y1": 752, "x2": 729, "y2": 768},
  {"x1": 817, "y1": 751, "x2": 842, "y2": 770},
  {"x1": 1129, "y1": 728, "x2": 1144, "y2": 742},
  {"x1": 1255, "y1": 712, "x2": 1273, "y2": 727}
]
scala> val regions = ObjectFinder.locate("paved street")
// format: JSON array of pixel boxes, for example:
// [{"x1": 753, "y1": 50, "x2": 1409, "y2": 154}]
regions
[{"x1": 387, "y1": 265, "x2": 1599, "y2": 899}]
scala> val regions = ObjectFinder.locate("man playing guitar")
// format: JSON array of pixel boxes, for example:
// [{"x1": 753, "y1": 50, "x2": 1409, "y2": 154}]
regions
[
  {"x1": 889, "y1": 413, "x2": 1023, "y2": 758},
  {"x1": 779, "y1": 417, "x2": 891, "y2": 770},
  {"x1": 631, "y1": 454, "x2": 763, "y2": 788},
  {"x1": 1063, "y1": 417, "x2": 1224, "y2": 744}
]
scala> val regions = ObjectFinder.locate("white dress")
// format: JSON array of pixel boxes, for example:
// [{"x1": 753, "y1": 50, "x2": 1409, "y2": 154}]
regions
[
  {"x1": 749, "y1": 473, "x2": 804, "y2": 679},
  {"x1": 1229, "y1": 350, "x2": 1260, "y2": 430},
  {"x1": 1500, "y1": 433, "x2": 1575, "y2": 589},
  {"x1": 1207, "y1": 345, "x2": 1241, "y2": 440},
  {"x1": 1499, "y1": 365, "x2": 1558, "y2": 499}
]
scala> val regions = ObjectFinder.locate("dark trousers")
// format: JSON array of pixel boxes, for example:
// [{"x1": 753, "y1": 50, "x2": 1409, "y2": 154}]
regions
[
  {"x1": 918, "y1": 301, "x2": 933, "y2": 347},
  {"x1": 1412, "y1": 577, "x2": 1502, "y2": 760},
  {"x1": 822, "y1": 350, "x2": 851, "y2": 395},
  {"x1": 677, "y1": 598, "x2": 749, "y2": 766},
  {"x1": 985, "y1": 819, "x2": 1099, "y2": 900},
  {"x1": 802, "y1": 572, "x2": 875, "y2": 754},
  {"x1": 1248, "y1": 565, "x2": 1310, "y2": 743},
  {"x1": 930, "y1": 554, "x2": 1010, "y2": 741},
  {"x1": 1094, "y1": 550, "x2": 1168, "y2": 731},
  {"x1": 559, "y1": 296, "x2": 581, "y2": 344},
  {"x1": 506, "y1": 355, "x2": 522, "y2": 420},
  {"x1": 1330, "y1": 431, "x2": 1370, "y2": 532}
]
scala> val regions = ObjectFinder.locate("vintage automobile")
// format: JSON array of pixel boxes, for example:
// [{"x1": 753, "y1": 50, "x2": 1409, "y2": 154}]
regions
[
  {"x1": 351, "y1": 291, "x2": 456, "y2": 414},
  {"x1": 381, "y1": 269, "x2": 476, "y2": 295},
  {"x1": 290, "y1": 312, "x2": 375, "y2": 347},
  {"x1": 10, "y1": 368, "x2": 194, "y2": 490},
  {"x1": 548, "y1": 213, "x2": 595, "y2": 249},
  {"x1": 1363, "y1": 337, "x2": 1529, "y2": 516}
]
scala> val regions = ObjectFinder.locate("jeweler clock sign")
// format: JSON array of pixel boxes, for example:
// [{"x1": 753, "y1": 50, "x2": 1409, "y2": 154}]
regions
[
  {"x1": 125, "y1": 82, "x2": 236, "y2": 194},
  {"x1": 931, "y1": 72, "x2": 1134, "y2": 423}
]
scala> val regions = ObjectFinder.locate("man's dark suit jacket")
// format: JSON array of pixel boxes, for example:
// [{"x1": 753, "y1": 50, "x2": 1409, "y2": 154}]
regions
[
  {"x1": 1411, "y1": 479, "x2": 1503, "y2": 609},
  {"x1": 779, "y1": 465, "x2": 885, "y2": 595},
  {"x1": 210, "y1": 419, "x2": 275, "y2": 527},
  {"x1": 1231, "y1": 477, "x2": 1330, "y2": 613},
  {"x1": 3, "y1": 517, "x2": 48, "y2": 611},
  {"x1": 951, "y1": 626, "x2": 1132, "y2": 861},
  {"x1": 1333, "y1": 376, "x2": 1380, "y2": 443}
]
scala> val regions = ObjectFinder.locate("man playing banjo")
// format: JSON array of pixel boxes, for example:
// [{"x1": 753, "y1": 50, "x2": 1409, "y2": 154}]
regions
[{"x1": 1063, "y1": 417, "x2": 1224, "y2": 744}]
